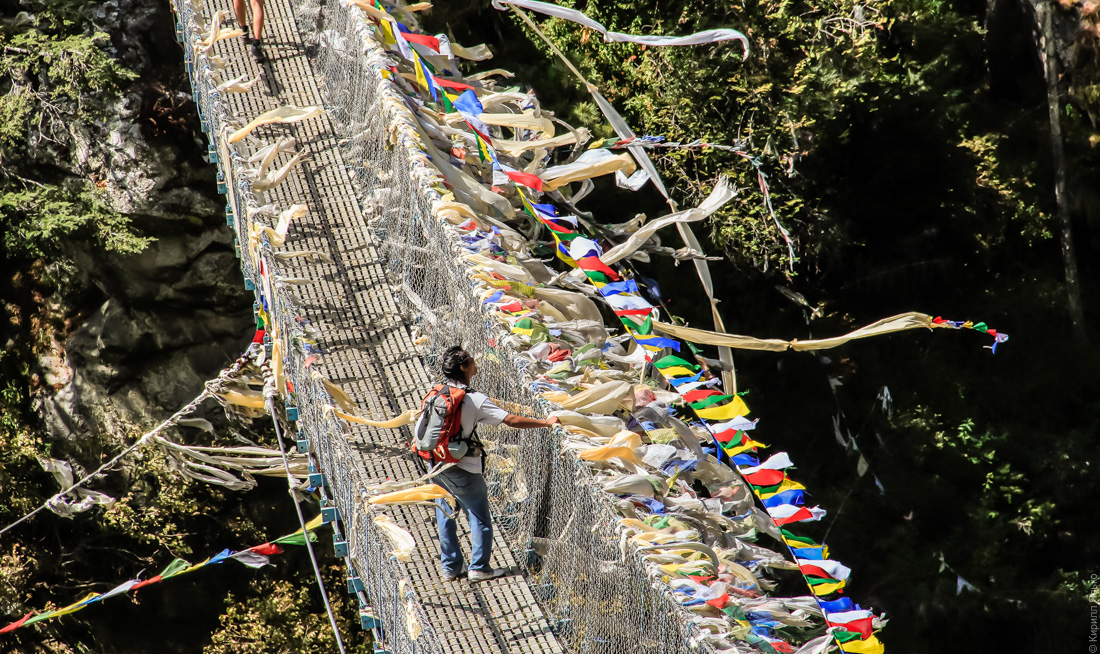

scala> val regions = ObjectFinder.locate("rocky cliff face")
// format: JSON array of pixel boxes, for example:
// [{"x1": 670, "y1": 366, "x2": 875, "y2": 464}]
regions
[{"x1": 22, "y1": 0, "x2": 253, "y2": 440}]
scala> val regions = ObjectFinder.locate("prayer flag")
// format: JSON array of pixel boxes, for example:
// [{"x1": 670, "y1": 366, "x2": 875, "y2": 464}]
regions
[
  {"x1": 826, "y1": 610, "x2": 876, "y2": 638},
  {"x1": 0, "y1": 612, "x2": 33, "y2": 634},
  {"x1": 653, "y1": 355, "x2": 699, "y2": 371},
  {"x1": 598, "y1": 279, "x2": 640, "y2": 296},
  {"x1": 433, "y1": 77, "x2": 474, "y2": 91},
  {"x1": 743, "y1": 468, "x2": 786, "y2": 487},
  {"x1": 498, "y1": 163, "x2": 545, "y2": 191},
  {"x1": 797, "y1": 558, "x2": 851, "y2": 581},
  {"x1": 761, "y1": 489, "x2": 805, "y2": 508},
  {"x1": 818, "y1": 598, "x2": 856, "y2": 613},
  {"x1": 395, "y1": 27, "x2": 440, "y2": 52},
  {"x1": 682, "y1": 389, "x2": 723, "y2": 403},
  {"x1": 838, "y1": 635, "x2": 884, "y2": 654},
  {"x1": 740, "y1": 452, "x2": 794, "y2": 474},
  {"x1": 577, "y1": 256, "x2": 621, "y2": 281},
  {"x1": 771, "y1": 505, "x2": 827, "y2": 525},
  {"x1": 694, "y1": 395, "x2": 750, "y2": 420}
]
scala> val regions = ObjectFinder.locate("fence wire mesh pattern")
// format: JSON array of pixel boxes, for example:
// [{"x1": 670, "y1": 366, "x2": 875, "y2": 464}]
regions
[
  {"x1": 172, "y1": 3, "x2": 450, "y2": 653},
  {"x1": 298, "y1": 4, "x2": 715, "y2": 653},
  {"x1": 170, "y1": 0, "x2": 833, "y2": 652}
]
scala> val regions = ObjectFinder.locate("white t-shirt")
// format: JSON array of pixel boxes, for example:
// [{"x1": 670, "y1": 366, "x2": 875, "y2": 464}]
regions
[{"x1": 455, "y1": 389, "x2": 509, "y2": 473}]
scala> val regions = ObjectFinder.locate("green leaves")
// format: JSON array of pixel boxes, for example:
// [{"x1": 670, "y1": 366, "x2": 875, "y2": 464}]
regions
[{"x1": 0, "y1": 185, "x2": 151, "y2": 260}]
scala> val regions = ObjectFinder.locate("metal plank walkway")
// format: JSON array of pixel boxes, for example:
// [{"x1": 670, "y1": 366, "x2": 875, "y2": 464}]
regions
[{"x1": 193, "y1": 1, "x2": 565, "y2": 651}]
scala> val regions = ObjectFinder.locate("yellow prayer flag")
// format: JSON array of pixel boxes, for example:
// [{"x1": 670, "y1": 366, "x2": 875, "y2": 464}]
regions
[
  {"x1": 723, "y1": 439, "x2": 766, "y2": 456},
  {"x1": 53, "y1": 593, "x2": 99, "y2": 617},
  {"x1": 811, "y1": 580, "x2": 846, "y2": 595},
  {"x1": 413, "y1": 52, "x2": 429, "y2": 92},
  {"x1": 694, "y1": 395, "x2": 750, "y2": 421},
  {"x1": 758, "y1": 479, "x2": 807, "y2": 499},
  {"x1": 839, "y1": 635, "x2": 885, "y2": 654}
]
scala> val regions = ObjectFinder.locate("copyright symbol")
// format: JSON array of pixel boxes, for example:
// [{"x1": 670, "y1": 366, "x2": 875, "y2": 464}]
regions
[{"x1": 1089, "y1": 645, "x2": 1096, "y2": 653}]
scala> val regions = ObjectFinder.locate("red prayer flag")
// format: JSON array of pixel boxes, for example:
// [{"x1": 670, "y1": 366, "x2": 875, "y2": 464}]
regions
[
  {"x1": 827, "y1": 616, "x2": 875, "y2": 638},
  {"x1": 775, "y1": 507, "x2": 818, "y2": 525},
  {"x1": 433, "y1": 77, "x2": 474, "y2": 91},
  {"x1": 504, "y1": 169, "x2": 545, "y2": 191},
  {"x1": 252, "y1": 329, "x2": 266, "y2": 343},
  {"x1": 799, "y1": 563, "x2": 839, "y2": 579},
  {"x1": 743, "y1": 468, "x2": 785, "y2": 487},
  {"x1": 0, "y1": 612, "x2": 33, "y2": 634},
  {"x1": 131, "y1": 575, "x2": 163, "y2": 592},
  {"x1": 713, "y1": 429, "x2": 742, "y2": 444},
  {"x1": 705, "y1": 593, "x2": 730, "y2": 609},
  {"x1": 249, "y1": 543, "x2": 284, "y2": 556},
  {"x1": 576, "y1": 256, "x2": 620, "y2": 281},
  {"x1": 683, "y1": 389, "x2": 722, "y2": 403},
  {"x1": 400, "y1": 32, "x2": 440, "y2": 51}
]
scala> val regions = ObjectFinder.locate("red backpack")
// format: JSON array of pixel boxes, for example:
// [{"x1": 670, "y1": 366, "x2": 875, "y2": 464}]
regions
[{"x1": 413, "y1": 382, "x2": 468, "y2": 463}]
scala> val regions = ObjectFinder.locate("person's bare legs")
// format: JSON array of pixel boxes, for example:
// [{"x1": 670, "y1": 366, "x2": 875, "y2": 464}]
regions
[
  {"x1": 250, "y1": 0, "x2": 264, "y2": 40},
  {"x1": 233, "y1": 0, "x2": 248, "y2": 32}
]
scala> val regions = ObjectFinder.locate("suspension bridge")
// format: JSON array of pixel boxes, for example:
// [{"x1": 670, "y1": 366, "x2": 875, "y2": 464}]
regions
[{"x1": 172, "y1": 0, "x2": 892, "y2": 652}]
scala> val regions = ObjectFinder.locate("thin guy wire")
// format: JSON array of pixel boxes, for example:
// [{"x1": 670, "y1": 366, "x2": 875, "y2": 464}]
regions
[{"x1": 264, "y1": 368, "x2": 348, "y2": 654}]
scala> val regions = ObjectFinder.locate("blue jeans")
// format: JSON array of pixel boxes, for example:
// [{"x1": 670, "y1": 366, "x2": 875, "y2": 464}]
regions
[{"x1": 434, "y1": 467, "x2": 492, "y2": 573}]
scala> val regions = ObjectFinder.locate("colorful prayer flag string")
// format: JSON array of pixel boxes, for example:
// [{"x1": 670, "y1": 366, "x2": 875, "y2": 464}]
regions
[{"x1": 0, "y1": 516, "x2": 324, "y2": 634}]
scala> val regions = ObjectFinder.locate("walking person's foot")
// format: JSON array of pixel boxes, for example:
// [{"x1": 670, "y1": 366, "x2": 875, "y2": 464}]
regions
[
  {"x1": 468, "y1": 568, "x2": 506, "y2": 582},
  {"x1": 441, "y1": 566, "x2": 467, "y2": 581},
  {"x1": 251, "y1": 38, "x2": 265, "y2": 63}
]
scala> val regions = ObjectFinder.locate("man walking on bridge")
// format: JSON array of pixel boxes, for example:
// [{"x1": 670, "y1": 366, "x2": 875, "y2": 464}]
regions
[{"x1": 415, "y1": 346, "x2": 559, "y2": 582}]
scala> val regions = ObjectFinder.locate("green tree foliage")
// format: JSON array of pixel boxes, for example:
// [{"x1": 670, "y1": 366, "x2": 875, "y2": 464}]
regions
[
  {"x1": 0, "y1": 3, "x2": 147, "y2": 261},
  {"x1": 0, "y1": 5, "x2": 357, "y2": 652},
  {"x1": 511, "y1": 0, "x2": 1100, "y2": 277},
  {"x1": 0, "y1": 185, "x2": 151, "y2": 258},
  {"x1": 205, "y1": 575, "x2": 372, "y2": 654},
  {"x1": 428, "y1": 1, "x2": 1099, "y2": 651}
]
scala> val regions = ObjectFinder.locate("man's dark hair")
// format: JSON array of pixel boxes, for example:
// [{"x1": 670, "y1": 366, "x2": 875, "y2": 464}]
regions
[{"x1": 441, "y1": 346, "x2": 470, "y2": 381}]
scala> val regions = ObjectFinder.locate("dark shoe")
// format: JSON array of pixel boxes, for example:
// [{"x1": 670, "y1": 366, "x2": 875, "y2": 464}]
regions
[
  {"x1": 239, "y1": 26, "x2": 251, "y2": 44},
  {"x1": 251, "y1": 39, "x2": 265, "y2": 63},
  {"x1": 468, "y1": 568, "x2": 506, "y2": 582}
]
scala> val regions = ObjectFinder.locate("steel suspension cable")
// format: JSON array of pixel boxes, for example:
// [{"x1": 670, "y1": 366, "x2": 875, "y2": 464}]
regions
[{"x1": 261, "y1": 360, "x2": 347, "y2": 654}]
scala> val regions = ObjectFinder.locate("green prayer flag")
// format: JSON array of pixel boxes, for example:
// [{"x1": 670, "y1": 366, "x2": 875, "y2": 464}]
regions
[
  {"x1": 831, "y1": 630, "x2": 866, "y2": 643},
  {"x1": 272, "y1": 530, "x2": 319, "y2": 547},
  {"x1": 653, "y1": 355, "x2": 699, "y2": 371},
  {"x1": 780, "y1": 528, "x2": 816, "y2": 545},
  {"x1": 159, "y1": 558, "x2": 193, "y2": 580},
  {"x1": 689, "y1": 394, "x2": 736, "y2": 410},
  {"x1": 22, "y1": 611, "x2": 57, "y2": 627}
]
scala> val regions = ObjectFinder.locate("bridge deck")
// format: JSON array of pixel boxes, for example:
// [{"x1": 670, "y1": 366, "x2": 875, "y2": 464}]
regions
[{"x1": 204, "y1": 1, "x2": 564, "y2": 651}]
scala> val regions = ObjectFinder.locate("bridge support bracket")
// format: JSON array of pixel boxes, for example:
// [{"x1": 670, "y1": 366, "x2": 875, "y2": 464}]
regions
[
  {"x1": 333, "y1": 533, "x2": 349, "y2": 558},
  {"x1": 321, "y1": 499, "x2": 338, "y2": 524}
]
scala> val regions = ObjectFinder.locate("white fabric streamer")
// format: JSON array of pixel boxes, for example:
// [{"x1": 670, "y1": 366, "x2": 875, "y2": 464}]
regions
[
  {"x1": 491, "y1": 0, "x2": 749, "y2": 57},
  {"x1": 600, "y1": 177, "x2": 735, "y2": 265}
]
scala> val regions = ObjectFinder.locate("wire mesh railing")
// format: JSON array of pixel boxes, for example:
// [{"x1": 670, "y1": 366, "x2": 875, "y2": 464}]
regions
[
  {"x1": 296, "y1": 2, "x2": 719, "y2": 653},
  {"x1": 171, "y1": 2, "x2": 447, "y2": 652}
]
